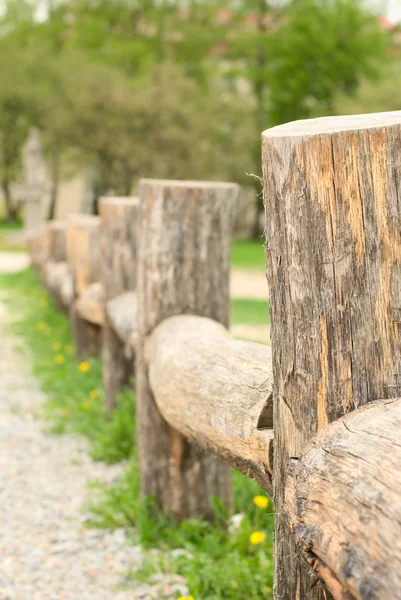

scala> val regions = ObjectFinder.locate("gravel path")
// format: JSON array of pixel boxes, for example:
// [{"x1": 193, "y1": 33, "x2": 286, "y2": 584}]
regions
[
  {"x1": 230, "y1": 269, "x2": 268, "y2": 300},
  {"x1": 0, "y1": 298, "x2": 146, "y2": 600}
]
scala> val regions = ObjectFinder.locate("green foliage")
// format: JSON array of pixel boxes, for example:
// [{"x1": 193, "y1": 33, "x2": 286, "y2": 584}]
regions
[
  {"x1": 267, "y1": 0, "x2": 387, "y2": 124},
  {"x1": 90, "y1": 465, "x2": 274, "y2": 600},
  {"x1": 0, "y1": 0, "x2": 389, "y2": 220}
]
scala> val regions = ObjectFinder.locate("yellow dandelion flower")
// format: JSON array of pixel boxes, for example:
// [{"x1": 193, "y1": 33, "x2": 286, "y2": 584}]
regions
[
  {"x1": 55, "y1": 355, "x2": 65, "y2": 365},
  {"x1": 64, "y1": 345, "x2": 73, "y2": 354},
  {"x1": 250, "y1": 531, "x2": 266, "y2": 545},
  {"x1": 177, "y1": 597, "x2": 195, "y2": 600},
  {"x1": 79, "y1": 362, "x2": 90, "y2": 373},
  {"x1": 253, "y1": 495, "x2": 269, "y2": 509},
  {"x1": 82, "y1": 401, "x2": 91, "y2": 410},
  {"x1": 89, "y1": 390, "x2": 99, "y2": 400},
  {"x1": 36, "y1": 321, "x2": 45, "y2": 331},
  {"x1": 52, "y1": 342, "x2": 62, "y2": 352}
]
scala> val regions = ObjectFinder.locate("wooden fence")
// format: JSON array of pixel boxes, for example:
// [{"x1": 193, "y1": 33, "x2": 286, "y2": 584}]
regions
[{"x1": 27, "y1": 111, "x2": 401, "y2": 600}]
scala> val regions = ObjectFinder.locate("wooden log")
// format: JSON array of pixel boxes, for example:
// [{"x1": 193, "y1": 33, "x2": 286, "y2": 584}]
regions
[
  {"x1": 286, "y1": 398, "x2": 401, "y2": 600},
  {"x1": 75, "y1": 282, "x2": 105, "y2": 326},
  {"x1": 67, "y1": 215, "x2": 102, "y2": 357},
  {"x1": 67, "y1": 214, "x2": 101, "y2": 296},
  {"x1": 47, "y1": 220, "x2": 67, "y2": 262},
  {"x1": 263, "y1": 111, "x2": 401, "y2": 599},
  {"x1": 106, "y1": 291, "x2": 138, "y2": 346},
  {"x1": 137, "y1": 178, "x2": 239, "y2": 520},
  {"x1": 99, "y1": 197, "x2": 139, "y2": 409},
  {"x1": 43, "y1": 260, "x2": 74, "y2": 311},
  {"x1": 70, "y1": 300, "x2": 101, "y2": 359},
  {"x1": 146, "y1": 315, "x2": 273, "y2": 493}
]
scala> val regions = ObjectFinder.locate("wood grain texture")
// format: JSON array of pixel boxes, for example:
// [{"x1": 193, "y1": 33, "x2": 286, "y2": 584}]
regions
[
  {"x1": 70, "y1": 299, "x2": 102, "y2": 358},
  {"x1": 75, "y1": 282, "x2": 105, "y2": 326},
  {"x1": 286, "y1": 398, "x2": 401, "y2": 600},
  {"x1": 99, "y1": 197, "x2": 139, "y2": 301},
  {"x1": 137, "y1": 178, "x2": 239, "y2": 520},
  {"x1": 262, "y1": 111, "x2": 401, "y2": 599},
  {"x1": 99, "y1": 197, "x2": 139, "y2": 409},
  {"x1": 146, "y1": 315, "x2": 273, "y2": 493}
]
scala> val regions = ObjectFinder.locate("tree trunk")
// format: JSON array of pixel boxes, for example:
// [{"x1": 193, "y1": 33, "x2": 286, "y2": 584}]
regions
[
  {"x1": 263, "y1": 112, "x2": 401, "y2": 599},
  {"x1": 99, "y1": 197, "x2": 139, "y2": 409},
  {"x1": 136, "y1": 178, "x2": 239, "y2": 520}
]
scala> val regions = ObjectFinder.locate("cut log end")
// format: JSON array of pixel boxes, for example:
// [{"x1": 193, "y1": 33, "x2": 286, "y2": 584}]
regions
[
  {"x1": 262, "y1": 110, "x2": 401, "y2": 139},
  {"x1": 286, "y1": 398, "x2": 401, "y2": 600}
]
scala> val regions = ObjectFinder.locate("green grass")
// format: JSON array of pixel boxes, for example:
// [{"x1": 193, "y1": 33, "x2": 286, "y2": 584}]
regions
[
  {"x1": 231, "y1": 299, "x2": 270, "y2": 326},
  {"x1": 0, "y1": 268, "x2": 274, "y2": 599},
  {"x1": 0, "y1": 268, "x2": 135, "y2": 463},
  {"x1": 231, "y1": 240, "x2": 266, "y2": 271}
]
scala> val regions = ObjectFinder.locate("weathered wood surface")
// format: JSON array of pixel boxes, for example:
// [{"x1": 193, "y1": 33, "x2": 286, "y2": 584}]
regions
[
  {"x1": 99, "y1": 196, "x2": 139, "y2": 300},
  {"x1": 43, "y1": 260, "x2": 74, "y2": 310},
  {"x1": 99, "y1": 197, "x2": 139, "y2": 409},
  {"x1": 146, "y1": 315, "x2": 273, "y2": 492},
  {"x1": 67, "y1": 215, "x2": 102, "y2": 357},
  {"x1": 286, "y1": 398, "x2": 401, "y2": 600},
  {"x1": 104, "y1": 292, "x2": 137, "y2": 409},
  {"x1": 67, "y1": 215, "x2": 101, "y2": 296},
  {"x1": 137, "y1": 178, "x2": 239, "y2": 520},
  {"x1": 263, "y1": 111, "x2": 401, "y2": 599},
  {"x1": 106, "y1": 291, "x2": 138, "y2": 346},
  {"x1": 75, "y1": 282, "x2": 105, "y2": 326},
  {"x1": 70, "y1": 299, "x2": 101, "y2": 358},
  {"x1": 48, "y1": 220, "x2": 67, "y2": 262}
]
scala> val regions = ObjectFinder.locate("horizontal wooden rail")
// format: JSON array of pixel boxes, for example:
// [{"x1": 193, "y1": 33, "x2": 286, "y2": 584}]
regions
[
  {"x1": 43, "y1": 260, "x2": 74, "y2": 309},
  {"x1": 75, "y1": 282, "x2": 105, "y2": 326},
  {"x1": 286, "y1": 398, "x2": 401, "y2": 600},
  {"x1": 106, "y1": 291, "x2": 138, "y2": 347},
  {"x1": 146, "y1": 315, "x2": 273, "y2": 492}
]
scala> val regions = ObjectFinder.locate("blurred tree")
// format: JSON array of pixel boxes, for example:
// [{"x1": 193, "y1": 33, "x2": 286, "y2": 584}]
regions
[
  {"x1": 267, "y1": 0, "x2": 387, "y2": 125},
  {"x1": 0, "y1": 0, "x2": 390, "y2": 225},
  {"x1": 45, "y1": 54, "x2": 255, "y2": 201},
  {"x1": 0, "y1": 30, "x2": 48, "y2": 222}
]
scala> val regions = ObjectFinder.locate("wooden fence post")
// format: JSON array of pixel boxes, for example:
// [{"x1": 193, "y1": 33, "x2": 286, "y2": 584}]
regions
[
  {"x1": 263, "y1": 112, "x2": 401, "y2": 599},
  {"x1": 67, "y1": 215, "x2": 102, "y2": 358},
  {"x1": 99, "y1": 196, "x2": 140, "y2": 409},
  {"x1": 136, "y1": 179, "x2": 239, "y2": 520},
  {"x1": 47, "y1": 220, "x2": 67, "y2": 262}
]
